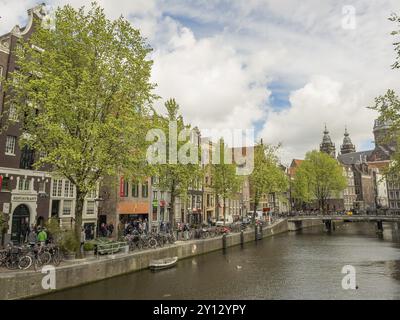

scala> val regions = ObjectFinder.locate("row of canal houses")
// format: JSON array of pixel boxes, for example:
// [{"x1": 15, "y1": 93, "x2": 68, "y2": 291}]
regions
[{"x1": 0, "y1": 5, "x2": 261, "y2": 243}]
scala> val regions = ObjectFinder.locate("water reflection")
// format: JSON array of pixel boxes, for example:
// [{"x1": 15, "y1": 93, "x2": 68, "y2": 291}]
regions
[{"x1": 37, "y1": 222, "x2": 400, "y2": 300}]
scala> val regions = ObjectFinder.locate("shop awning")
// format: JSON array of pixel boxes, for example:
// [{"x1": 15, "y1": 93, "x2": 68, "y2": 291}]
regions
[{"x1": 117, "y1": 201, "x2": 149, "y2": 215}]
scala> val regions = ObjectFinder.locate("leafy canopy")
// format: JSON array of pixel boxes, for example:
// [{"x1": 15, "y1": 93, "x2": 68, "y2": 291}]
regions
[
  {"x1": 4, "y1": 3, "x2": 156, "y2": 194},
  {"x1": 249, "y1": 142, "x2": 288, "y2": 208},
  {"x1": 292, "y1": 151, "x2": 347, "y2": 207},
  {"x1": 370, "y1": 13, "x2": 400, "y2": 177}
]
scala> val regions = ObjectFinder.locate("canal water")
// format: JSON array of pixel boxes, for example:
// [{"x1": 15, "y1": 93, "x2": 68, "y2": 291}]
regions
[{"x1": 38, "y1": 222, "x2": 400, "y2": 300}]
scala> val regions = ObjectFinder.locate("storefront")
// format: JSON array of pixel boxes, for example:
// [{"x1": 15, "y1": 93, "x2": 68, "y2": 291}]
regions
[{"x1": 117, "y1": 201, "x2": 150, "y2": 224}]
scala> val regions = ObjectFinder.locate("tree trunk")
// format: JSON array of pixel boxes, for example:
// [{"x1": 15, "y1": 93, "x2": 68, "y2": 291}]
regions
[
  {"x1": 223, "y1": 197, "x2": 226, "y2": 225},
  {"x1": 74, "y1": 189, "x2": 85, "y2": 258},
  {"x1": 272, "y1": 192, "x2": 277, "y2": 213},
  {"x1": 170, "y1": 182, "x2": 176, "y2": 228},
  {"x1": 216, "y1": 194, "x2": 220, "y2": 221},
  {"x1": 253, "y1": 192, "x2": 259, "y2": 223},
  {"x1": 170, "y1": 192, "x2": 175, "y2": 228}
]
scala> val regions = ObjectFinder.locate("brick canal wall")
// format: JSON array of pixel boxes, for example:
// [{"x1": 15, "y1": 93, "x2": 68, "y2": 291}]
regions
[{"x1": 0, "y1": 218, "x2": 313, "y2": 300}]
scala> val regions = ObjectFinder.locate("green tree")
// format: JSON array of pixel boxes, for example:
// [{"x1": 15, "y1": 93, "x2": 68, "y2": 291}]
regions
[
  {"x1": 292, "y1": 151, "x2": 347, "y2": 213},
  {"x1": 370, "y1": 13, "x2": 400, "y2": 177},
  {"x1": 249, "y1": 142, "x2": 288, "y2": 219},
  {"x1": 4, "y1": 3, "x2": 155, "y2": 256},
  {"x1": 152, "y1": 99, "x2": 203, "y2": 225},
  {"x1": 210, "y1": 139, "x2": 242, "y2": 224}
]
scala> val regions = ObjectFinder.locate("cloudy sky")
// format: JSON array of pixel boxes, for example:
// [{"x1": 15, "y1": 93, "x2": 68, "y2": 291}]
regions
[{"x1": 1, "y1": 0, "x2": 400, "y2": 164}]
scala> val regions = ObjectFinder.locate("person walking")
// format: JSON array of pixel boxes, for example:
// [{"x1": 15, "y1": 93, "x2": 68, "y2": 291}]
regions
[
  {"x1": 183, "y1": 223, "x2": 189, "y2": 241},
  {"x1": 143, "y1": 219, "x2": 147, "y2": 234},
  {"x1": 37, "y1": 227, "x2": 47, "y2": 247},
  {"x1": 28, "y1": 227, "x2": 37, "y2": 247},
  {"x1": 108, "y1": 223, "x2": 114, "y2": 237}
]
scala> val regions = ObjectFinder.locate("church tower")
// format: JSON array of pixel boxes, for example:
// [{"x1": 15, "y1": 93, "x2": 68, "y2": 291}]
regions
[
  {"x1": 320, "y1": 124, "x2": 336, "y2": 158},
  {"x1": 340, "y1": 127, "x2": 356, "y2": 154},
  {"x1": 373, "y1": 119, "x2": 396, "y2": 150}
]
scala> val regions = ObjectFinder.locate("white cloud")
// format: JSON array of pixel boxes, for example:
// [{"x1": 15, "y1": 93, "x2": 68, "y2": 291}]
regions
[
  {"x1": 2, "y1": 0, "x2": 400, "y2": 163},
  {"x1": 259, "y1": 75, "x2": 377, "y2": 164}
]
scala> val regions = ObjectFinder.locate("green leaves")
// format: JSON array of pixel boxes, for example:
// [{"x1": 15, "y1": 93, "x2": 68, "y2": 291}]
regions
[
  {"x1": 210, "y1": 138, "x2": 242, "y2": 200},
  {"x1": 249, "y1": 142, "x2": 288, "y2": 207},
  {"x1": 292, "y1": 151, "x2": 347, "y2": 210},
  {"x1": 152, "y1": 99, "x2": 204, "y2": 216},
  {"x1": 369, "y1": 14, "x2": 400, "y2": 177},
  {"x1": 4, "y1": 3, "x2": 156, "y2": 193}
]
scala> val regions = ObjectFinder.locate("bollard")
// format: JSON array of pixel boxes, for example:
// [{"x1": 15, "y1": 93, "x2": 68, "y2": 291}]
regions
[
  {"x1": 255, "y1": 224, "x2": 258, "y2": 241},
  {"x1": 222, "y1": 234, "x2": 227, "y2": 250},
  {"x1": 240, "y1": 231, "x2": 244, "y2": 246}
]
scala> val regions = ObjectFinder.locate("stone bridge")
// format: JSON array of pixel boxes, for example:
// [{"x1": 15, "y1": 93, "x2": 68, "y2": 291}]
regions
[{"x1": 287, "y1": 215, "x2": 400, "y2": 232}]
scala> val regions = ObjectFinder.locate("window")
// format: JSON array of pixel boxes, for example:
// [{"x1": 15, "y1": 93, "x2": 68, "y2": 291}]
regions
[
  {"x1": 132, "y1": 183, "x2": 139, "y2": 197},
  {"x1": 142, "y1": 182, "x2": 148, "y2": 198},
  {"x1": 121, "y1": 181, "x2": 129, "y2": 197},
  {"x1": 160, "y1": 191, "x2": 165, "y2": 200},
  {"x1": 87, "y1": 189, "x2": 96, "y2": 199},
  {"x1": 8, "y1": 104, "x2": 17, "y2": 121},
  {"x1": 86, "y1": 201, "x2": 95, "y2": 215},
  {"x1": 18, "y1": 178, "x2": 30, "y2": 191},
  {"x1": 20, "y1": 145, "x2": 35, "y2": 169},
  {"x1": 62, "y1": 200, "x2": 72, "y2": 215},
  {"x1": 153, "y1": 191, "x2": 158, "y2": 200},
  {"x1": 64, "y1": 181, "x2": 74, "y2": 198},
  {"x1": 1, "y1": 177, "x2": 10, "y2": 191},
  {"x1": 38, "y1": 181, "x2": 45, "y2": 193},
  {"x1": 52, "y1": 179, "x2": 62, "y2": 197},
  {"x1": 5, "y1": 136, "x2": 16, "y2": 155}
]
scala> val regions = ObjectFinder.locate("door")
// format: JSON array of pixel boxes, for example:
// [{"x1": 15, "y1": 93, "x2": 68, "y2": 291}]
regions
[
  {"x1": 51, "y1": 200, "x2": 60, "y2": 217},
  {"x1": 11, "y1": 204, "x2": 30, "y2": 244}
]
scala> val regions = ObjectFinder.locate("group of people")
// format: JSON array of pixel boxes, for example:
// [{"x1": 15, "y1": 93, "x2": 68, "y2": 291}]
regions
[
  {"x1": 176, "y1": 222, "x2": 191, "y2": 240},
  {"x1": 23, "y1": 225, "x2": 49, "y2": 246},
  {"x1": 122, "y1": 218, "x2": 148, "y2": 236},
  {"x1": 98, "y1": 222, "x2": 114, "y2": 238}
]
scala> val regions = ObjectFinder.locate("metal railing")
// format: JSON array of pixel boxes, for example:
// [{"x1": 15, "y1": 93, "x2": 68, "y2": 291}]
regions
[{"x1": 95, "y1": 241, "x2": 128, "y2": 257}]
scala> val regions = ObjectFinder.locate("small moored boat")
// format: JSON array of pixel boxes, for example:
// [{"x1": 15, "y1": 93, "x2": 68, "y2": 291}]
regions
[{"x1": 149, "y1": 256, "x2": 178, "y2": 271}]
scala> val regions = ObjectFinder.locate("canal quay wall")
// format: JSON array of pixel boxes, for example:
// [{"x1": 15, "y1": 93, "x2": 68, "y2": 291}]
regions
[{"x1": 0, "y1": 218, "x2": 320, "y2": 300}]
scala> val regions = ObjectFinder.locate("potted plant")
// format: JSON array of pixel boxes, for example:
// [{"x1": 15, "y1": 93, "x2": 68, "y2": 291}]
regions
[
  {"x1": 60, "y1": 230, "x2": 79, "y2": 260},
  {"x1": 83, "y1": 241, "x2": 95, "y2": 257}
]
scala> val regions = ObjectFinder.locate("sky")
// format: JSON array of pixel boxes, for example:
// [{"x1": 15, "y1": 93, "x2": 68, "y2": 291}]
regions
[{"x1": 1, "y1": 0, "x2": 400, "y2": 165}]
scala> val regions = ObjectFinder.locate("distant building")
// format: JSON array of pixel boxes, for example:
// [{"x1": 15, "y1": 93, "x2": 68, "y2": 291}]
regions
[
  {"x1": 320, "y1": 125, "x2": 336, "y2": 158},
  {"x1": 340, "y1": 127, "x2": 356, "y2": 154},
  {"x1": 337, "y1": 118, "x2": 398, "y2": 214}
]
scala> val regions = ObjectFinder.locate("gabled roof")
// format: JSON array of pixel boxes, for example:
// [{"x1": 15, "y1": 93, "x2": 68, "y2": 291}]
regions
[
  {"x1": 337, "y1": 150, "x2": 373, "y2": 165},
  {"x1": 288, "y1": 159, "x2": 304, "y2": 177}
]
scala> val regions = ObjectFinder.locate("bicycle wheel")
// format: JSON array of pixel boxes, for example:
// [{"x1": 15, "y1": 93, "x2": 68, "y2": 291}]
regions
[
  {"x1": 6, "y1": 258, "x2": 19, "y2": 270},
  {"x1": 52, "y1": 251, "x2": 62, "y2": 266},
  {"x1": 39, "y1": 252, "x2": 52, "y2": 265},
  {"x1": 148, "y1": 238, "x2": 158, "y2": 249},
  {"x1": 169, "y1": 234, "x2": 176, "y2": 244},
  {"x1": 18, "y1": 255, "x2": 32, "y2": 270}
]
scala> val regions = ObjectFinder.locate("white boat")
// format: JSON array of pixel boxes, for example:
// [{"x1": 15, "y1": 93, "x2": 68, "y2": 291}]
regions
[{"x1": 149, "y1": 256, "x2": 178, "y2": 271}]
